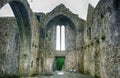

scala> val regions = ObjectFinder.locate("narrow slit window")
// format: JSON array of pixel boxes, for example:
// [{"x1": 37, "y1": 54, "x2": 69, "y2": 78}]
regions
[
  {"x1": 61, "y1": 25, "x2": 65, "y2": 50},
  {"x1": 56, "y1": 25, "x2": 60, "y2": 50}
]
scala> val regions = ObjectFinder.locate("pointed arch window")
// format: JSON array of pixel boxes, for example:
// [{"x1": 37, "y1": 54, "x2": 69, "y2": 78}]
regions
[{"x1": 56, "y1": 25, "x2": 65, "y2": 51}]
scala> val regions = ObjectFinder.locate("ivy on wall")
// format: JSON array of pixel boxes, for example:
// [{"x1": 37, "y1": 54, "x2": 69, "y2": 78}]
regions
[{"x1": 56, "y1": 57, "x2": 65, "y2": 70}]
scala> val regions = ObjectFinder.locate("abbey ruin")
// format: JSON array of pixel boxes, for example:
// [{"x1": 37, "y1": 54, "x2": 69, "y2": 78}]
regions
[{"x1": 0, "y1": 0, "x2": 120, "y2": 78}]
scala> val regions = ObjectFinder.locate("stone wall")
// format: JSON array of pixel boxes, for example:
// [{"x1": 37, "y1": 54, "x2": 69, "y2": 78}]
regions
[
  {"x1": 36, "y1": 4, "x2": 85, "y2": 73},
  {"x1": 0, "y1": 17, "x2": 19, "y2": 77},
  {"x1": 84, "y1": 0, "x2": 120, "y2": 78},
  {"x1": 0, "y1": 0, "x2": 119, "y2": 78},
  {"x1": 0, "y1": 7, "x2": 40, "y2": 77},
  {"x1": 44, "y1": 24, "x2": 76, "y2": 72},
  {"x1": 0, "y1": 0, "x2": 40, "y2": 77},
  {"x1": 29, "y1": 13, "x2": 40, "y2": 76},
  {"x1": 0, "y1": 15, "x2": 40, "y2": 77}
]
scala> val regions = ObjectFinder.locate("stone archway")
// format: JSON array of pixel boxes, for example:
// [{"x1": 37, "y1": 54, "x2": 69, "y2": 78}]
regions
[
  {"x1": 45, "y1": 14, "x2": 76, "y2": 72},
  {"x1": 0, "y1": 0, "x2": 33, "y2": 77},
  {"x1": 36, "y1": 4, "x2": 85, "y2": 73},
  {"x1": 46, "y1": 14, "x2": 76, "y2": 51}
]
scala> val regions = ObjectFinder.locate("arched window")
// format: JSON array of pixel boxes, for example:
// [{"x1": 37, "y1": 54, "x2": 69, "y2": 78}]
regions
[
  {"x1": 61, "y1": 25, "x2": 65, "y2": 50},
  {"x1": 56, "y1": 25, "x2": 65, "y2": 51},
  {"x1": 56, "y1": 25, "x2": 60, "y2": 50}
]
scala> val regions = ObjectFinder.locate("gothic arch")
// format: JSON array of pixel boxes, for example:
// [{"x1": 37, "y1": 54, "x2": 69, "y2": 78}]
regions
[
  {"x1": 0, "y1": 0, "x2": 33, "y2": 76},
  {"x1": 44, "y1": 4, "x2": 83, "y2": 31},
  {"x1": 46, "y1": 14, "x2": 76, "y2": 32},
  {"x1": 0, "y1": 0, "x2": 32, "y2": 45},
  {"x1": 9, "y1": 1, "x2": 32, "y2": 46},
  {"x1": 45, "y1": 14, "x2": 77, "y2": 51}
]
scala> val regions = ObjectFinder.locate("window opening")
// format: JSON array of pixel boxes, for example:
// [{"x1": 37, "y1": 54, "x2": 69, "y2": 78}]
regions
[{"x1": 56, "y1": 25, "x2": 65, "y2": 51}]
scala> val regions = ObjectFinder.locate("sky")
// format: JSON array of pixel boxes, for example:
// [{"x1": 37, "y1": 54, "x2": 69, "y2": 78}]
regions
[{"x1": 0, "y1": 0, "x2": 99, "y2": 20}]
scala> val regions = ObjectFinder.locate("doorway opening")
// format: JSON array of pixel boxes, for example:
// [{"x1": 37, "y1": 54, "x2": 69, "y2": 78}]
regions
[{"x1": 55, "y1": 56, "x2": 65, "y2": 71}]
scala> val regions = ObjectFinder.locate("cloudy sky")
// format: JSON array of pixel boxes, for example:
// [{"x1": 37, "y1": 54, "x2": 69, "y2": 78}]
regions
[{"x1": 0, "y1": 0, "x2": 99, "y2": 20}]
